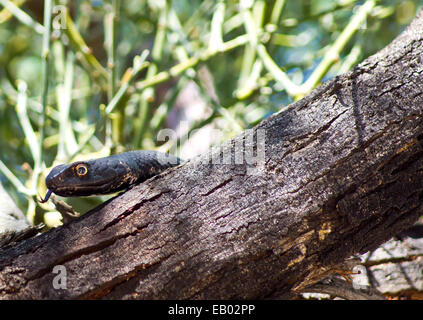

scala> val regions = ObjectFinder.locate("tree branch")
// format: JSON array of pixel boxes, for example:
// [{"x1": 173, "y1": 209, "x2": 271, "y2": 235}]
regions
[{"x1": 1, "y1": 10, "x2": 423, "y2": 300}]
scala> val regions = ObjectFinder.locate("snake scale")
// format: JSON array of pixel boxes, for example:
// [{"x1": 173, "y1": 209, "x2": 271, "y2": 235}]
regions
[{"x1": 40, "y1": 150, "x2": 182, "y2": 202}]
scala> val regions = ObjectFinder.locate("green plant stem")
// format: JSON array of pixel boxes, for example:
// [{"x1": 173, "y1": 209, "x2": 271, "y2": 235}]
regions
[
  {"x1": 209, "y1": 0, "x2": 225, "y2": 52},
  {"x1": 53, "y1": 40, "x2": 66, "y2": 160},
  {"x1": 105, "y1": 0, "x2": 119, "y2": 101},
  {"x1": 339, "y1": 44, "x2": 362, "y2": 74},
  {"x1": 68, "y1": 52, "x2": 150, "y2": 159},
  {"x1": 223, "y1": 12, "x2": 243, "y2": 34},
  {"x1": 0, "y1": 160, "x2": 31, "y2": 195},
  {"x1": 32, "y1": 0, "x2": 52, "y2": 197},
  {"x1": 150, "y1": 75, "x2": 190, "y2": 131},
  {"x1": 239, "y1": 4, "x2": 301, "y2": 96},
  {"x1": 0, "y1": 80, "x2": 36, "y2": 197},
  {"x1": 182, "y1": 0, "x2": 214, "y2": 35},
  {"x1": 105, "y1": 51, "x2": 150, "y2": 115},
  {"x1": 56, "y1": 50, "x2": 78, "y2": 160},
  {"x1": 134, "y1": 33, "x2": 250, "y2": 91},
  {"x1": 0, "y1": 0, "x2": 44, "y2": 34},
  {"x1": 236, "y1": 1, "x2": 266, "y2": 99},
  {"x1": 256, "y1": 43, "x2": 300, "y2": 96},
  {"x1": 300, "y1": 0, "x2": 376, "y2": 94},
  {"x1": 65, "y1": 12, "x2": 108, "y2": 84},
  {"x1": 16, "y1": 81, "x2": 40, "y2": 164},
  {"x1": 255, "y1": 0, "x2": 376, "y2": 98},
  {"x1": 0, "y1": 0, "x2": 25, "y2": 23},
  {"x1": 68, "y1": 126, "x2": 96, "y2": 161},
  {"x1": 104, "y1": 0, "x2": 120, "y2": 146},
  {"x1": 134, "y1": 1, "x2": 168, "y2": 148},
  {"x1": 269, "y1": 0, "x2": 286, "y2": 25}
]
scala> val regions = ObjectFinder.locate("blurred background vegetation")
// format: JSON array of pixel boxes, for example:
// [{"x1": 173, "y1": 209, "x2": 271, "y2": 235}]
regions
[{"x1": 0, "y1": 0, "x2": 421, "y2": 228}]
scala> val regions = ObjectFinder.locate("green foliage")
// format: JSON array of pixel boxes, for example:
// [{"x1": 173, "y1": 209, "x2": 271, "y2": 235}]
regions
[{"x1": 0, "y1": 0, "x2": 420, "y2": 226}]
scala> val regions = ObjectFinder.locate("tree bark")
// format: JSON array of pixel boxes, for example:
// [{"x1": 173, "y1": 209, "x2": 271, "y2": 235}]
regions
[
  {"x1": 361, "y1": 219, "x2": 423, "y2": 299},
  {"x1": 1, "y1": 11, "x2": 423, "y2": 300}
]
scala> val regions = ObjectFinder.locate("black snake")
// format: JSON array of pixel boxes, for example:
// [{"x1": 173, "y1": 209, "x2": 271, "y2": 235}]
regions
[{"x1": 40, "y1": 150, "x2": 182, "y2": 202}]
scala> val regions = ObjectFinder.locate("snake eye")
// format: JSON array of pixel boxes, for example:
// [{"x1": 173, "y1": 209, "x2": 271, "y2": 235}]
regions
[{"x1": 75, "y1": 164, "x2": 88, "y2": 176}]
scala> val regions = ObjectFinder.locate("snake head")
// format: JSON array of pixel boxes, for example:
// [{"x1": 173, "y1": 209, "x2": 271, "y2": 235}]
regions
[
  {"x1": 44, "y1": 158, "x2": 132, "y2": 197},
  {"x1": 41, "y1": 151, "x2": 181, "y2": 200}
]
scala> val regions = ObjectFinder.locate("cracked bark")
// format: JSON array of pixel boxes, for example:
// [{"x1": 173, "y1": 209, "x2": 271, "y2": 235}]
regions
[{"x1": 1, "y1": 11, "x2": 423, "y2": 300}]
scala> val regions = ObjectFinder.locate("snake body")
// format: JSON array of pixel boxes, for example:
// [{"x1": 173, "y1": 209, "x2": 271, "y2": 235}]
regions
[{"x1": 40, "y1": 151, "x2": 182, "y2": 202}]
